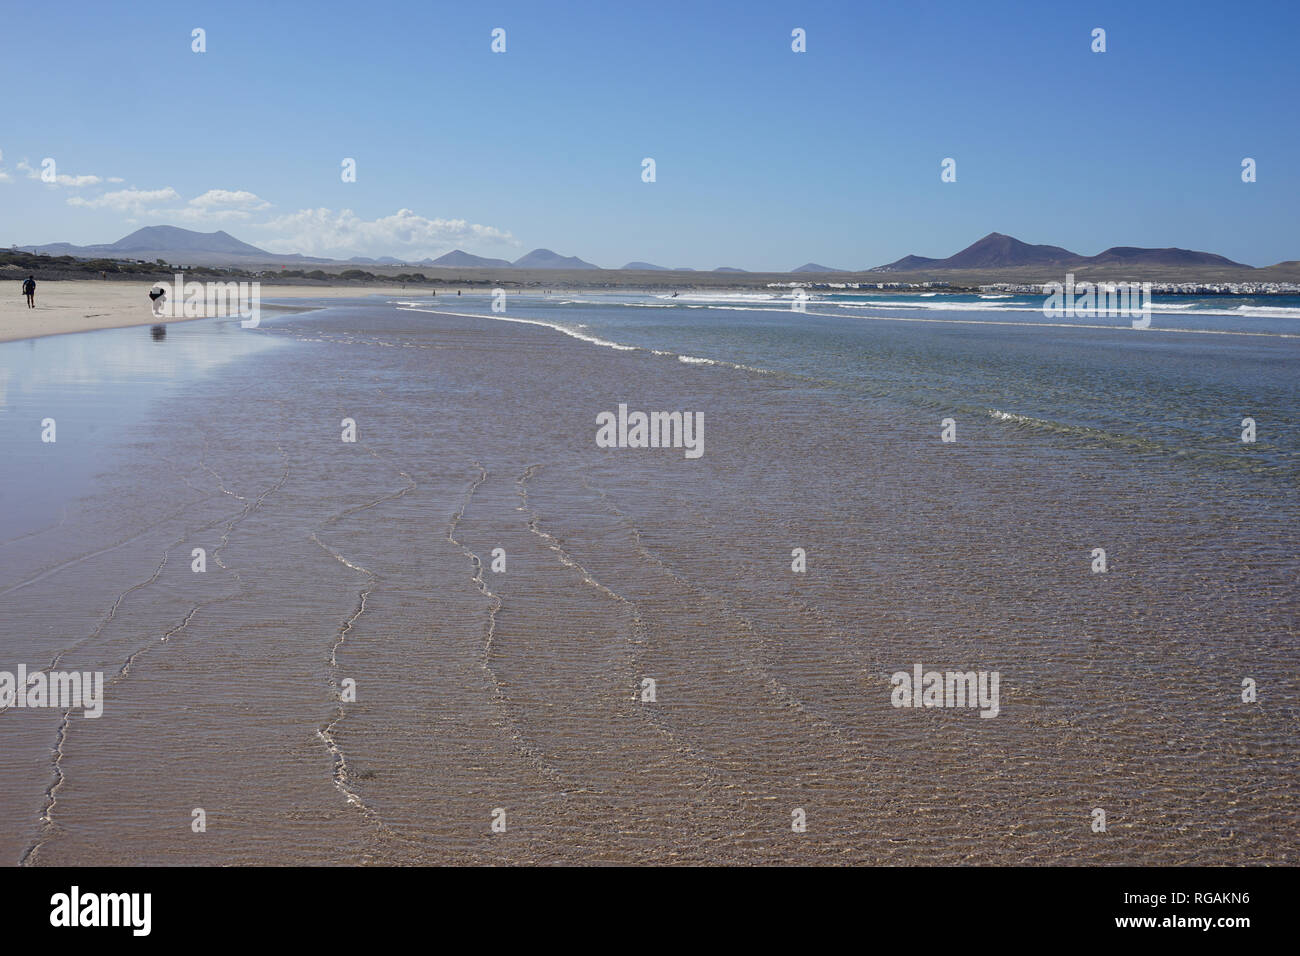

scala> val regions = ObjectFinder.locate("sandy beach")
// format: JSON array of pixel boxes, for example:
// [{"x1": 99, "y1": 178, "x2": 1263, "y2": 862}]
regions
[
  {"x1": 1, "y1": 293, "x2": 1294, "y2": 865},
  {"x1": 0, "y1": 280, "x2": 445, "y2": 343}
]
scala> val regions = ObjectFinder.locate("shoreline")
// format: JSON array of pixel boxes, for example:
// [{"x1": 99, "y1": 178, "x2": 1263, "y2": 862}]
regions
[
  {"x1": 5, "y1": 279, "x2": 1297, "y2": 347},
  {"x1": 0, "y1": 282, "x2": 434, "y2": 344},
  {"x1": 2, "y1": 294, "x2": 1292, "y2": 865}
]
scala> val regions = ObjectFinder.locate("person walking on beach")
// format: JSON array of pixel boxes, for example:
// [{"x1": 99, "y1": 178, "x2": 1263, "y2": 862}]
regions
[
  {"x1": 22, "y1": 275, "x2": 36, "y2": 308},
  {"x1": 148, "y1": 285, "x2": 168, "y2": 316}
]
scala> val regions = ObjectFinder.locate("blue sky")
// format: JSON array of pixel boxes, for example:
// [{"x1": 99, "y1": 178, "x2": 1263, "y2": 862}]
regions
[{"x1": 2, "y1": 0, "x2": 1297, "y2": 269}]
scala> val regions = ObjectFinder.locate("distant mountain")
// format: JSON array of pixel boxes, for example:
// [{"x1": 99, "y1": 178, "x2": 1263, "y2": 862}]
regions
[
  {"x1": 877, "y1": 254, "x2": 941, "y2": 270},
  {"x1": 110, "y1": 226, "x2": 270, "y2": 256},
  {"x1": 792, "y1": 262, "x2": 846, "y2": 273},
  {"x1": 23, "y1": 226, "x2": 273, "y2": 259},
  {"x1": 1084, "y1": 246, "x2": 1244, "y2": 267},
  {"x1": 946, "y1": 233, "x2": 1077, "y2": 269},
  {"x1": 512, "y1": 248, "x2": 601, "y2": 270},
  {"x1": 877, "y1": 232, "x2": 1076, "y2": 271},
  {"x1": 426, "y1": 249, "x2": 513, "y2": 268},
  {"x1": 874, "y1": 232, "x2": 1249, "y2": 271},
  {"x1": 17, "y1": 225, "x2": 1262, "y2": 276}
]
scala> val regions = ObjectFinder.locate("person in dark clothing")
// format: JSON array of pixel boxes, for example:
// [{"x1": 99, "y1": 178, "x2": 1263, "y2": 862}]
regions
[{"x1": 22, "y1": 276, "x2": 36, "y2": 308}]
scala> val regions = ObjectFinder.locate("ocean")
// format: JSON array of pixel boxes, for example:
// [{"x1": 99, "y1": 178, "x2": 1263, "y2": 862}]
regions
[{"x1": 1, "y1": 291, "x2": 1295, "y2": 864}]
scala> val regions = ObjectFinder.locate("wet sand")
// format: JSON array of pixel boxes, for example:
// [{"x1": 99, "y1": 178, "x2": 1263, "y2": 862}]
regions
[
  {"x1": 0, "y1": 281, "x2": 438, "y2": 343},
  {"x1": 0, "y1": 299, "x2": 1295, "y2": 865}
]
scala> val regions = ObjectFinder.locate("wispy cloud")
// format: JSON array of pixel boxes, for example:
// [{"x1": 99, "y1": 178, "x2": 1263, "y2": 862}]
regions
[
  {"x1": 27, "y1": 154, "x2": 515, "y2": 259},
  {"x1": 188, "y1": 189, "x2": 271, "y2": 211},
  {"x1": 153, "y1": 189, "x2": 273, "y2": 222},
  {"x1": 254, "y1": 207, "x2": 518, "y2": 258},
  {"x1": 16, "y1": 158, "x2": 104, "y2": 187},
  {"x1": 67, "y1": 187, "x2": 182, "y2": 212}
]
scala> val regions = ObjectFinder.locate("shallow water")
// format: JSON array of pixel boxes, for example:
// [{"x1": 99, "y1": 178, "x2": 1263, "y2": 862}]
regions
[{"x1": 0, "y1": 295, "x2": 1295, "y2": 864}]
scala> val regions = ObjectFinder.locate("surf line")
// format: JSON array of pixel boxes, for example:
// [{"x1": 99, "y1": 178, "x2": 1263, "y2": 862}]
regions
[
  {"x1": 795, "y1": 307, "x2": 1298, "y2": 338},
  {"x1": 394, "y1": 305, "x2": 639, "y2": 351}
]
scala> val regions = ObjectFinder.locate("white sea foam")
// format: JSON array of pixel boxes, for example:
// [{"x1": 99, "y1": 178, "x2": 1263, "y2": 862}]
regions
[
  {"x1": 793, "y1": 306, "x2": 1300, "y2": 337},
  {"x1": 1235, "y1": 305, "x2": 1300, "y2": 318},
  {"x1": 989, "y1": 409, "x2": 1036, "y2": 424},
  {"x1": 827, "y1": 299, "x2": 1290, "y2": 319},
  {"x1": 396, "y1": 306, "x2": 640, "y2": 351},
  {"x1": 560, "y1": 299, "x2": 679, "y2": 308},
  {"x1": 395, "y1": 304, "x2": 781, "y2": 370},
  {"x1": 655, "y1": 292, "x2": 783, "y2": 303},
  {"x1": 835, "y1": 300, "x2": 1045, "y2": 313}
]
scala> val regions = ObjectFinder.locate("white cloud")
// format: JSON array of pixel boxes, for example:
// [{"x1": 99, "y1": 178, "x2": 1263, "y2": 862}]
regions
[
  {"x1": 16, "y1": 158, "x2": 103, "y2": 187},
  {"x1": 188, "y1": 189, "x2": 270, "y2": 211},
  {"x1": 67, "y1": 187, "x2": 182, "y2": 211},
  {"x1": 62, "y1": 184, "x2": 268, "y2": 221},
  {"x1": 255, "y1": 207, "x2": 517, "y2": 258},
  {"x1": 152, "y1": 189, "x2": 273, "y2": 222}
]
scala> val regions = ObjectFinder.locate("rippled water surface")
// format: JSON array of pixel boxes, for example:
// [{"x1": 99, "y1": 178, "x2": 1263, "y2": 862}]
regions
[{"x1": 1, "y1": 294, "x2": 1295, "y2": 865}]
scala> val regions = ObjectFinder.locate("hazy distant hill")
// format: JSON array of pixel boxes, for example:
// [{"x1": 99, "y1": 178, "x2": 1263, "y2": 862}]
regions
[
  {"x1": 875, "y1": 232, "x2": 1248, "y2": 272},
  {"x1": 111, "y1": 226, "x2": 270, "y2": 256},
  {"x1": 1084, "y1": 246, "x2": 1244, "y2": 268},
  {"x1": 512, "y1": 248, "x2": 601, "y2": 270},
  {"x1": 23, "y1": 226, "x2": 272, "y2": 259},
  {"x1": 792, "y1": 262, "x2": 846, "y2": 273},
  {"x1": 14, "y1": 224, "x2": 1266, "y2": 278},
  {"x1": 17, "y1": 225, "x2": 341, "y2": 266},
  {"x1": 877, "y1": 232, "x2": 1076, "y2": 271},
  {"x1": 878, "y1": 254, "x2": 941, "y2": 270},
  {"x1": 427, "y1": 249, "x2": 513, "y2": 268}
]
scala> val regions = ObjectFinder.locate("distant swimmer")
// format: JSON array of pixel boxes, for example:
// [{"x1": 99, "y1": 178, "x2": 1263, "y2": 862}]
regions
[{"x1": 21, "y1": 275, "x2": 36, "y2": 308}]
